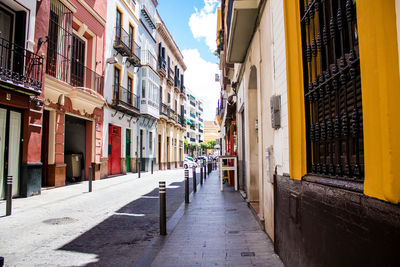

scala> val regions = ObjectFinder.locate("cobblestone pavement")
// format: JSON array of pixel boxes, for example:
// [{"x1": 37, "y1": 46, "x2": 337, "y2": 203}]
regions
[
  {"x1": 145, "y1": 170, "x2": 284, "y2": 267},
  {"x1": 0, "y1": 169, "x2": 198, "y2": 266}
]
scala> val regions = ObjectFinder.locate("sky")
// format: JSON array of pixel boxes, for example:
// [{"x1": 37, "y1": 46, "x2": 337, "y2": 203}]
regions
[{"x1": 157, "y1": 0, "x2": 220, "y2": 121}]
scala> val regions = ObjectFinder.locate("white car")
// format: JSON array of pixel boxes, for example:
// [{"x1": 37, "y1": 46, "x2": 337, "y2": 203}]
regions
[{"x1": 184, "y1": 157, "x2": 198, "y2": 169}]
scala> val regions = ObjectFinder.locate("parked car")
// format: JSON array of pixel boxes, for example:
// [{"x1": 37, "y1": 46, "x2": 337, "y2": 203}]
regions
[{"x1": 184, "y1": 157, "x2": 197, "y2": 169}]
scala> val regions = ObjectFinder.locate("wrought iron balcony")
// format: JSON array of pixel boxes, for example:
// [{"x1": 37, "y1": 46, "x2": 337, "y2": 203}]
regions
[
  {"x1": 114, "y1": 27, "x2": 141, "y2": 67},
  {"x1": 141, "y1": 3, "x2": 156, "y2": 29},
  {"x1": 111, "y1": 84, "x2": 140, "y2": 116},
  {"x1": 46, "y1": 45, "x2": 103, "y2": 95},
  {"x1": 141, "y1": 50, "x2": 157, "y2": 70},
  {"x1": 0, "y1": 37, "x2": 43, "y2": 94},
  {"x1": 167, "y1": 67, "x2": 174, "y2": 85},
  {"x1": 158, "y1": 57, "x2": 166, "y2": 75}
]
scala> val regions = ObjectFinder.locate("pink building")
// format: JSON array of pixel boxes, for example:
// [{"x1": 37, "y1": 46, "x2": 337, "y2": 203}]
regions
[{"x1": 35, "y1": 0, "x2": 106, "y2": 188}]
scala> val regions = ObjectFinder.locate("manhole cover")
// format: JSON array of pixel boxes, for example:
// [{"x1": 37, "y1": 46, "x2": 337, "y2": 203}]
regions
[
  {"x1": 228, "y1": 231, "x2": 240, "y2": 234},
  {"x1": 241, "y1": 252, "x2": 255, "y2": 257},
  {"x1": 226, "y1": 208, "x2": 237, "y2": 211},
  {"x1": 43, "y1": 217, "x2": 78, "y2": 225}
]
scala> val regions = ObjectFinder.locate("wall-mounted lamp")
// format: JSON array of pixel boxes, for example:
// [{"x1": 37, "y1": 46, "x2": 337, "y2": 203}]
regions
[
  {"x1": 38, "y1": 36, "x2": 48, "y2": 47},
  {"x1": 106, "y1": 57, "x2": 117, "y2": 64}
]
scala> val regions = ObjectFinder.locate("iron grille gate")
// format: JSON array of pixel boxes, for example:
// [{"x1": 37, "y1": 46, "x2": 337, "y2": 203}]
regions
[{"x1": 300, "y1": 0, "x2": 364, "y2": 181}]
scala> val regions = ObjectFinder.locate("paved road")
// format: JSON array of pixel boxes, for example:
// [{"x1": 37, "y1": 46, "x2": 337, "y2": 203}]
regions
[{"x1": 0, "y1": 169, "x2": 202, "y2": 266}]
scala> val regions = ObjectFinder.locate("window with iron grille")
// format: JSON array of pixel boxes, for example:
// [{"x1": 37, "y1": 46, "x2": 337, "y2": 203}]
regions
[
  {"x1": 300, "y1": 0, "x2": 363, "y2": 181},
  {"x1": 46, "y1": 0, "x2": 73, "y2": 80}
]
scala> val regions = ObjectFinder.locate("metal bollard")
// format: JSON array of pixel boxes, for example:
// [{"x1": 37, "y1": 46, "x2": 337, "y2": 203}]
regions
[
  {"x1": 185, "y1": 169, "x2": 189, "y2": 204},
  {"x1": 6, "y1": 176, "x2": 12, "y2": 216},
  {"x1": 192, "y1": 166, "x2": 197, "y2": 193},
  {"x1": 138, "y1": 161, "x2": 141, "y2": 178},
  {"x1": 203, "y1": 166, "x2": 206, "y2": 180},
  {"x1": 151, "y1": 160, "x2": 154, "y2": 174},
  {"x1": 89, "y1": 166, "x2": 93, "y2": 192},
  {"x1": 159, "y1": 181, "x2": 167, "y2": 235},
  {"x1": 200, "y1": 166, "x2": 203, "y2": 185}
]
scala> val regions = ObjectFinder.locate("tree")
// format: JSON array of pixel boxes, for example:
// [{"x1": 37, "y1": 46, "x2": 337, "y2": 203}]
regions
[
  {"x1": 184, "y1": 139, "x2": 189, "y2": 154},
  {"x1": 207, "y1": 140, "x2": 216, "y2": 149}
]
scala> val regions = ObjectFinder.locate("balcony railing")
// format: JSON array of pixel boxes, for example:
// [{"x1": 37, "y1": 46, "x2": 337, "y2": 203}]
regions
[
  {"x1": 112, "y1": 84, "x2": 140, "y2": 114},
  {"x1": 0, "y1": 37, "x2": 43, "y2": 93},
  {"x1": 167, "y1": 67, "x2": 174, "y2": 82},
  {"x1": 46, "y1": 44, "x2": 103, "y2": 95},
  {"x1": 161, "y1": 102, "x2": 169, "y2": 116},
  {"x1": 141, "y1": 50, "x2": 157, "y2": 70},
  {"x1": 114, "y1": 27, "x2": 141, "y2": 67},
  {"x1": 141, "y1": 3, "x2": 156, "y2": 29},
  {"x1": 158, "y1": 57, "x2": 166, "y2": 73}
]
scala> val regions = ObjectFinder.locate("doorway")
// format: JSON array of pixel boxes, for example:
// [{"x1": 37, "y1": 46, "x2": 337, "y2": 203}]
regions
[
  {"x1": 0, "y1": 107, "x2": 22, "y2": 198},
  {"x1": 166, "y1": 136, "x2": 170, "y2": 169},
  {"x1": 65, "y1": 115, "x2": 86, "y2": 182},
  {"x1": 108, "y1": 125, "x2": 121, "y2": 175},
  {"x1": 41, "y1": 110, "x2": 50, "y2": 186},
  {"x1": 139, "y1": 129, "x2": 145, "y2": 171},
  {"x1": 158, "y1": 134, "x2": 161, "y2": 169},
  {"x1": 126, "y1": 129, "x2": 131, "y2": 172}
]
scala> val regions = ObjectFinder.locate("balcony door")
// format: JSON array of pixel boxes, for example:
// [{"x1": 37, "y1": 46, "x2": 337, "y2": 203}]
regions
[
  {"x1": 0, "y1": 108, "x2": 22, "y2": 199},
  {"x1": 71, "y1": 34, "x2": 85, "y2": 87},
  {"x1": 0, "y1": 7, "x2": 13, "y2": 73}
]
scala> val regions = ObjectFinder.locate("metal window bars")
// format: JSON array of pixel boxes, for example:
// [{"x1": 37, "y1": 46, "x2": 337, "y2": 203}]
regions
[
  {"x1": 300, "y1": 0, "x2": 363, "y2": 181},
  {"x1": 0, "y1": 37, "x2": 43, "y2": 91}
]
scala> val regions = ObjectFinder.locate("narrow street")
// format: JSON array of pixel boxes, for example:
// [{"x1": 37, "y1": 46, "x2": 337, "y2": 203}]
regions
[{"x1": 0, "y1": 169, "x2": 199, "y2": 266}]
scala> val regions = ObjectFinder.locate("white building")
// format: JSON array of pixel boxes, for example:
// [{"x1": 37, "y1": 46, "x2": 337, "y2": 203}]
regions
[
  {"x1": 184, "y1": 89, "x2": 204, "y2": 145},
  {"x1": 102, "y1": 0, "x2": 142, "y2": 177}
]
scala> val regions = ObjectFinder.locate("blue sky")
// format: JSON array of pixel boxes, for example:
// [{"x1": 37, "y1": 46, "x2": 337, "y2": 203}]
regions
[
  {"x1": 157, "y1": 0, "x2": 221, "y2": 121},
  {"x1": 157, "y1": 0, "x2": 218, "y2": 63}
]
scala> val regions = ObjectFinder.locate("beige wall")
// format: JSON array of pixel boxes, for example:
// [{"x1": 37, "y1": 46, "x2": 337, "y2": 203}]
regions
[{"x1": 233, "y1": 0, "x2": 288, "y2": 240}]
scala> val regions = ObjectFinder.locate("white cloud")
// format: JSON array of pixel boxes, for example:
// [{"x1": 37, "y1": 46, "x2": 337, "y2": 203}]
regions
[
  {"x1": 182, "y1": 49, "x2": 219, "y2": 121},
  {"x1": 189, "y1": 0, "x2": 219, "y2": 52}
]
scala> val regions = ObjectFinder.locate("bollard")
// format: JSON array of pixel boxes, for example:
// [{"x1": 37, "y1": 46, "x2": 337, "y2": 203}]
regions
[
  {"x1": 6, "y1": 176, "x2": 12, "y2": 216},
  {"x1": 138, "y1": 161, "x2": 141, "y2": 178},
  {"x1": 88, "y1": 166, "x2": 93, "y2": 192},
  {"x1": 203, "y1": 166, "x2": 206, "y2": 180},
  {"x1": 200, "y1": 166, "x2": 203, "y2": 185},
  {"x1": 151, "y1": 160, "x2": 154, "y2": 174},
  {"x1": 0, "y1": 256, "x2": 4, "y2": 267},
  {"x1": 185, "y1": 169, "x2": 189, "y2": 204},
  {"x1": 192, "y1": 166, "x2": 197, "y2": 193},
  {"x1": 159, "y1": 181, "x2": 166, "y2": 235}
]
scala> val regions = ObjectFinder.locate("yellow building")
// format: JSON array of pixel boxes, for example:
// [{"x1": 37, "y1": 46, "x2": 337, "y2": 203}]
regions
[
  {"x1": 204, "y1": 120, "x2": 220, "y2": 143},
  {"x1": 218, "y1": 0, "x2": 400, "y2": 265},
  {"x1": 155, "y1": 12, "x2": 186, "y2": 170}
]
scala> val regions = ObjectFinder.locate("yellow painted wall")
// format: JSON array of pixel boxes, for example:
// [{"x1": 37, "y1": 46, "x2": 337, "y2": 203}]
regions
[
  {"x1": 283, "y1": 0, "x2": 400, "y2": 203},
  {"x1": 357, "y1": 1, "x2": 400, "y2": 204},
  {"x1": 283, "y1": 0, "x2": 307, "y2": 180}
]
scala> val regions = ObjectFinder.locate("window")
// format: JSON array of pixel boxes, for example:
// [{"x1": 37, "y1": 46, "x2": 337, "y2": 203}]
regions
[
  {"x1": 149, "y1": 131, "x2": 153, "y2": 151},
  {"x1": 168, "y1": 93, "x2": 170, "y2": 103},
  {"x1": 114, "y1": 67, "x2": 120, "y2": 100},
  {"x1": 127, "y1": 76, "x2": 133, "y2": 104},
  {"x1": 175, "y1": 100, "x2": 177, "y2": 113},
  {"x1": 116, "y1": 9, "x2": 122, "y2": 39},
  {"x1": 300, "y1": 0, "x2": 363, "y2": 180},
  {"x1": 46, "y1": 0, "x2": 73, "y2": 79},
  {"x1": 129, "y1": 24, "x2": 134, "y2": 51},
  {"x1": 71, "y1": 34, "x2": 85, "y2": 87}
]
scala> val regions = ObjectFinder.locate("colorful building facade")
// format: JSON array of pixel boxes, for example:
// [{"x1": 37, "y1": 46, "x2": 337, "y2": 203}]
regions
[
  {"x1": 102, "y1": 0, "x2": 141, "y2": 177},
  {"x1": 37, "y1": 0, "x2": 106, "y2": 187},
  {"x1": 0, "y1": 0, "x2": 43, "y2": 197},
  {"x1": 218, "y1": 0, "x2": 400, "y2": 265},
  {"x1": 156, "y1": 13, "x2": 186, "y2": 170}
]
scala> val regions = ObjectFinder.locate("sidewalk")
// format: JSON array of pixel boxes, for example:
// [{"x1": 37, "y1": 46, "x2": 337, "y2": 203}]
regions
[{"x1": 148, "y1": 170, "x2": 284, "y2": 267}]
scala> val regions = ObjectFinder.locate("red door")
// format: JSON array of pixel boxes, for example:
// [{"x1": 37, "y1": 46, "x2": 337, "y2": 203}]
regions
[{"x1": 108, "y1": 125, "x2": 121, "y2": 175}]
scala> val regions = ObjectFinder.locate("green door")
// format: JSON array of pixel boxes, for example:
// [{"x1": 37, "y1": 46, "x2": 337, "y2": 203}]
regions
[{"x1": 126, "y1": 129, "x2": 131, "y2": 172}]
